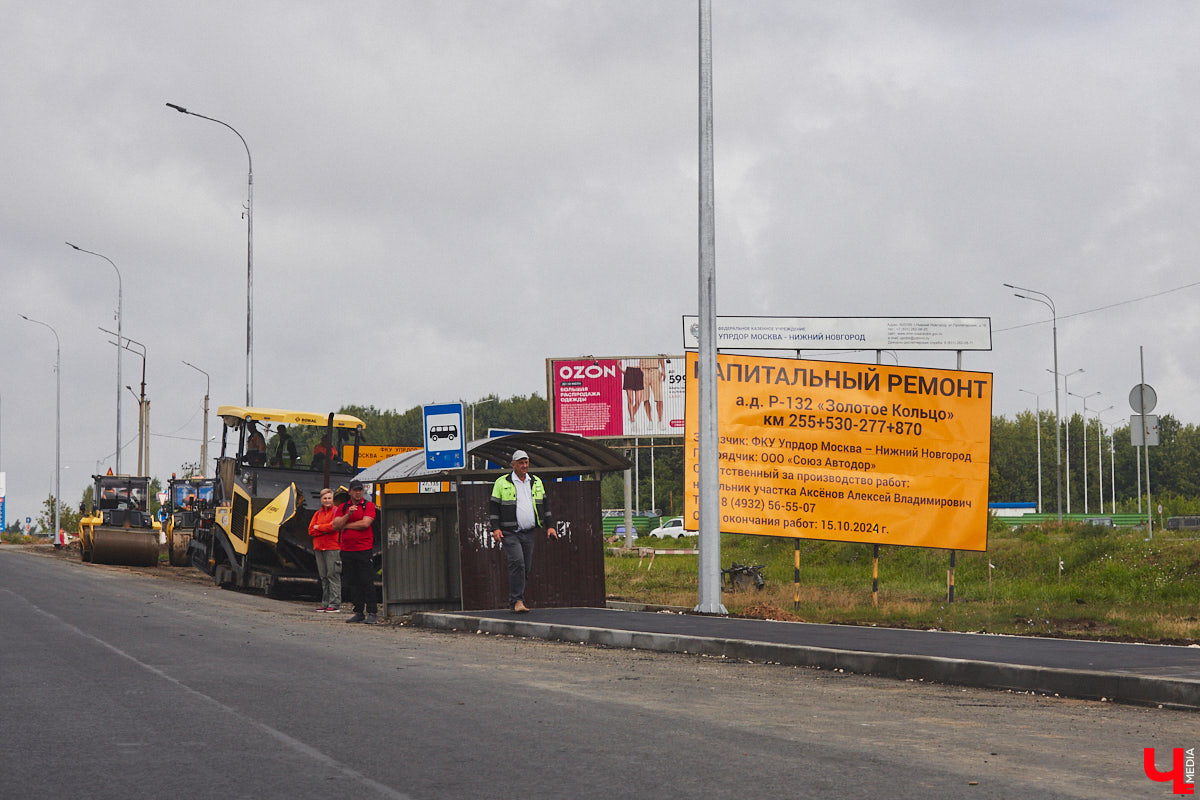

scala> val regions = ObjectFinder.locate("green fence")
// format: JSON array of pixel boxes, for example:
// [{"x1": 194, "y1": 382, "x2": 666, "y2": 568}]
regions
[
  {"x1": 601, "y1": 515, "x2": 660, "y2": 536},
  {"x1": 1001, "y1": 513, "x2": 1148, "y2": 528}
]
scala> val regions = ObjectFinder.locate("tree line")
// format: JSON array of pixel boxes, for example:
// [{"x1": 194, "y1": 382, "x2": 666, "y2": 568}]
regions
[
  {"x1": 990, "y1": 411, "x2": 1200, "y2": 515},
  {"x1": 18, "y1": 395, "x2": 1200, "y2": 535}
]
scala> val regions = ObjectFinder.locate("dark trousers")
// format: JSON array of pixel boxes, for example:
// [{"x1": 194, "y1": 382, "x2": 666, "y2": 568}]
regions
[
  {"x1": 341, "y1": 549, "x2": 377, "y2": 615},
  {"x1": 502, "y1": 529, "x2": 536, "y2": 608}
]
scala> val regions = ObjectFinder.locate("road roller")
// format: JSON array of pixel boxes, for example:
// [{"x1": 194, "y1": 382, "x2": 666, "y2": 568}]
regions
[
  {"x1": 186, "y1": 406, "x2": 374, "y2": 597},
  {"x1": 78, "y1": 474, "x2": 160, "y2": 566},
  {"x1": 164, "y1": 475, "x2": 215, "y2": 566}
]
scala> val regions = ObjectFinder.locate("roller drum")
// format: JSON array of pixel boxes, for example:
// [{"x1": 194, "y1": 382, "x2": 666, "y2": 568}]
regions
[
  {"x1": 90, "y1": 527, "x2": 161, "y2": 567},
  {"x1": 167, "y1": 531, "x2": 192, "y2": 567}
]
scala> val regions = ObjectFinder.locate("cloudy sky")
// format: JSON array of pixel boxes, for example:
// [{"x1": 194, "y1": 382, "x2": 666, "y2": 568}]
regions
[{"x1": 3, "y1": 1, "x2": 1199, "y2": 524}]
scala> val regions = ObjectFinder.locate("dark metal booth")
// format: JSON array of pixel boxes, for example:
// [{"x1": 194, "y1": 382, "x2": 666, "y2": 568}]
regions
[{"x1": 354, "y1": 433, "x2": 631, "y2": 616}]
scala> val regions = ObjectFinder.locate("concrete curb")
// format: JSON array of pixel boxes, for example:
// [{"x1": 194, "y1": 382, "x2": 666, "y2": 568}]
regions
[{"x1": 410, "y1": 611, "x2": 1200, "y2": 711}]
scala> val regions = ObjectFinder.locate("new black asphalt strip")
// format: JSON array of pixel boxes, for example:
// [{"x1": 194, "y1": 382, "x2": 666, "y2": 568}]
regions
[{"x1": 410, "y1": 606, "x2": 1200, "y2": 711}]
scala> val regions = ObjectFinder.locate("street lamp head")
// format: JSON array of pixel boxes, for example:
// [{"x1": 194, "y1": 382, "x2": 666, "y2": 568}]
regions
[{"x1": 166, "y1": 102, "x2": 188, "y2": 113}]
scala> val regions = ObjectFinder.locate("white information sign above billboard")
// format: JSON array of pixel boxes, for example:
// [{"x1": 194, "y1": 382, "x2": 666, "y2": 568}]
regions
[{"x1": 682, "y1": 316, "x2": 992, "y2": 351}]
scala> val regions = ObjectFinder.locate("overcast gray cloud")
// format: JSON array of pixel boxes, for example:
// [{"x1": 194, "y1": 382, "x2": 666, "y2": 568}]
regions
[{"x1": 3, "y1": 1, "x2": 1199, "y2": 524}]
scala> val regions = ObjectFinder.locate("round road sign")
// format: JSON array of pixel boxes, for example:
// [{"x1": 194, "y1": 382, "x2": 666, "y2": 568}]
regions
[{"x1": 1129, "y1": 384, "x2": 1157, "y2": 414}]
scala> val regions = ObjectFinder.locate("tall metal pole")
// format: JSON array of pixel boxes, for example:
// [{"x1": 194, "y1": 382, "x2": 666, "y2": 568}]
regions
[
  {"x1": 20, "y1": 314, "x2": 60, "y2": 542},
  {"x1": 167, "y1": 103, "x2": 254, "y2": 405},
  {"x1": 102, "y1": 327, "x2": 146, "y2": 475},
  {"x1": 1061, "y1": 370, "x2": 1082, "y2": 514},
  {"x1": 1006, "y1": 285, "x2": 1063, "y2": 521},
  {"x1": 1141, "y1": 346, "x2": 1152, "y2": 538},
  {"x1": 1092, "y1": 405, "x2": 1112, "y2": 515},
  {"x1": 1018, "y1": 388, "x2": 1049, "y2": 514},
  {"x1": 67, "y1": 243, "x2": 122, "y2": 474},
  {"x1": 695, "y1": 0, "x2": 724, "y2": 614},
  {"x1": 1068, "y1": 391, "x2": 1099, "y2": 513},
  {"x1": 1108, "y1": 421, "x2": 1116, "y2": 514},
  {"x1": 182, "y1": 361, "x2": 210, "y2": 476}
]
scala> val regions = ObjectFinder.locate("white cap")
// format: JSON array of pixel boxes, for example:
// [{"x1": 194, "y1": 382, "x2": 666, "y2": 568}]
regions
[{"x1": 511, "y1": 450, "x2": 530, "y2": 462}]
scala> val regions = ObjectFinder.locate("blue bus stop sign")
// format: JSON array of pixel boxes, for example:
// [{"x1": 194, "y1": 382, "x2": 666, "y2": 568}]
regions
[{"x1": 423, "y1": 403, "x2": 465, "y2": 470}]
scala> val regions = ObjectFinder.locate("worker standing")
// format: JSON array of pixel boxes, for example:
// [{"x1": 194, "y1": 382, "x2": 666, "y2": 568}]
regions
[
  {"x1": 489, "y1": 450, "x2": 557, "y2": 613},
  {"x1": 308, "y1": 487, "x2": 342, "y2": 613},
  {"x1": 334, "y1": 479, "x2": 377, "y2": 624}
]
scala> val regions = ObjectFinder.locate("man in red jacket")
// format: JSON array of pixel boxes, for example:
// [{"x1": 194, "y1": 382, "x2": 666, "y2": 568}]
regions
[
  {"x1": 334, "y1": 479, "x2": 377, "y2": 624},
  {"x1": 308, "y1": 487, "x2": 341, "y2": 613}
]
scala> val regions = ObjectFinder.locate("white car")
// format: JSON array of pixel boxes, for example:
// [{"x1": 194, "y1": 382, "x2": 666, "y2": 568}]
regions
[{"x1": 648, "y1": 517, "x2": 687, "y2": 539}]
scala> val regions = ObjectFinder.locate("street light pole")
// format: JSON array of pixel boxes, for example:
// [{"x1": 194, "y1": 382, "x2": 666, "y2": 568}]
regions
[
  {"x1": 166, "y1": 102, "x2": 254, "y2": 406},
  {"x1": 1068, "y1": 390, "x2": 1100, "y2": 514},
  {"x1": 101, "y1": 327, "x2": 147, "y2": 476},
  {"x1": 1093, "y1": 405, "x2": 1113, "y2": 515},
  {"x1": 182, "y1": 361, "x2": 210, "y2": 476},
  {"x1": 1053, "y1": 369, "x2": 1084, "y2": 514},
  {"x1": 467, "y1": 396, "x2": 498, "y2": 470},
  {"x1": 20, "y1": 314, "x2": 60, "y2": 543},
  {"x1": 1060, "y1": 369, "x2": 1089, "y2": 513},
  {"x1": 67, "y1": 242, "x2": 122, "y2": 475},
  {"x1": 1005, "y1": 284, "x2": 1064, "y2": 522},
  {"x1": 1018, "y1": 388, "x2": 1052, "y2": 514},
  {"x1": 1108, "y1": 420, "x2": 1117, "y2": 514}
]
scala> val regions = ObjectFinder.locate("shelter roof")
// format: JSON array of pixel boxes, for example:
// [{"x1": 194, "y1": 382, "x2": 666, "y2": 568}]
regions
[{"x1": 354, "y1": 432, "x2": 632, "y2": 483}]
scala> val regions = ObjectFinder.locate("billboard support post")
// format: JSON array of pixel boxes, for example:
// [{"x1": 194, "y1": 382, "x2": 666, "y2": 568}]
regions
[
  {"x1": 792, "y1": 539, "x2": 800, "y2": 612},
  {"x1": 871, "y1": 545, "x2": 880, "y2": 607},
  {"x1": 623, "y1": 464, "x2": 634, "y2": 548},
  {"x1": 948, "y1": 550, "x2": 956, "y2": 603}
]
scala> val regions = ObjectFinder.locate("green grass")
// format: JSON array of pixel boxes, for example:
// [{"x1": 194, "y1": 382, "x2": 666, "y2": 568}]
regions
[
  {"x1": 605, "y1": 523, "x2": 1200, "y2": 643},
  {"x1": 1, "y1": 534, "x2": 41, "y2": 545}
]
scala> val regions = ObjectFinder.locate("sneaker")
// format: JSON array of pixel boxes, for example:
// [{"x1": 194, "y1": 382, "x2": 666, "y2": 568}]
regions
[
  {"x1": 316, "y1": 605, "x2": 329, "y2": 612},
  {"x1": 324, "y1": 606, "x2": 341, "y2": 613},
  {"x1": 345, "y1": 613, "x2": 366, "y2": 624},
  {"x1": 364, "y1": 614, "x2": 379, "y2": 625}
]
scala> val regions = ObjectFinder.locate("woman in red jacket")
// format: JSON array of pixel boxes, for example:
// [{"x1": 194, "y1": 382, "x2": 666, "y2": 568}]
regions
[{"x1": 308, "y1": 487, "x2": 342, "y2": 612}]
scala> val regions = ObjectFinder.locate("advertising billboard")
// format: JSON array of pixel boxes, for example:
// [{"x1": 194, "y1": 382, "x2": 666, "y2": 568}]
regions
[
  {"x1": 549, "y1": 356, "x2": 686, "y2": 438},
  {"x1": 684, "y1": 352, "x2": 992, "y2": 551}
]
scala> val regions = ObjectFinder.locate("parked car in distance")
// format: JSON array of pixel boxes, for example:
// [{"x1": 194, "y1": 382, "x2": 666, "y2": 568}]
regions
[
  {"x1": 648, "y1": 517, "x2": 686, "y2": 539},
  {"x1": 613, "y1": 525, "x2": 637, "y2": 540}
]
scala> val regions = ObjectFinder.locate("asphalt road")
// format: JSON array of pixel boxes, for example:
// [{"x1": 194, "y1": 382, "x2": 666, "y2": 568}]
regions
[{"x1": 1, "y1": 546, "x2": 1195, "y2": 799}]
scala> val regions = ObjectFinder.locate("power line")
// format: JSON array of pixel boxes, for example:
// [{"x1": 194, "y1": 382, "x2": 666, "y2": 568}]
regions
[{"x1": 997, "y1": 279, "x2": 1200, "y2": 334}]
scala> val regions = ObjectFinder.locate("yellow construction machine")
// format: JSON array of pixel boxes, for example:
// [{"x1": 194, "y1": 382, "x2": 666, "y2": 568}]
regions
[
  {"x1": 186, "y1": 406, "x2": 369, "y2": 596},
  {"x1": 164, "y1": 474, "x2": 216, "y2": 566},
  {"x1": 78, "y1": 474, "x2": 160, "y2": 566}
]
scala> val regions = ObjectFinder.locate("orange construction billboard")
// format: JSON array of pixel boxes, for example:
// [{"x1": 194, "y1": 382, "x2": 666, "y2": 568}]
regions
[{"x1": 684, "y1": 353, "x2": 992, "y2": 551}]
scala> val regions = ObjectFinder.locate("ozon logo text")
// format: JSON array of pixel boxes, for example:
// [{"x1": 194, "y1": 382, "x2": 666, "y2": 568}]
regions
[
  {"x1": 1144, "y1": 747, "x2": 1196, "y2": 795},
  {"x1": 559, "y1": 364, "x2": 617, "y2": 380}
]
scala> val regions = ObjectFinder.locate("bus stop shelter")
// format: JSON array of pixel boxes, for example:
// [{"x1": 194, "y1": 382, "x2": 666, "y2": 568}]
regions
[{"x1": 353, "y1": 433, "x2": 631, "y2": 616}]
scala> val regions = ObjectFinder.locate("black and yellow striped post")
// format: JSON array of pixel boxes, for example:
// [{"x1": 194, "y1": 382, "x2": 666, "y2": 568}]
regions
[
  {"x1": 947, "y1": 550, "x2": 956, "y2": 603},
  {"x1": 793, "y1": 539, "x2": 800, "y2": 612},
  {"x1": 871, "y1": 544, "x2": 880, "y2": 607}
]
